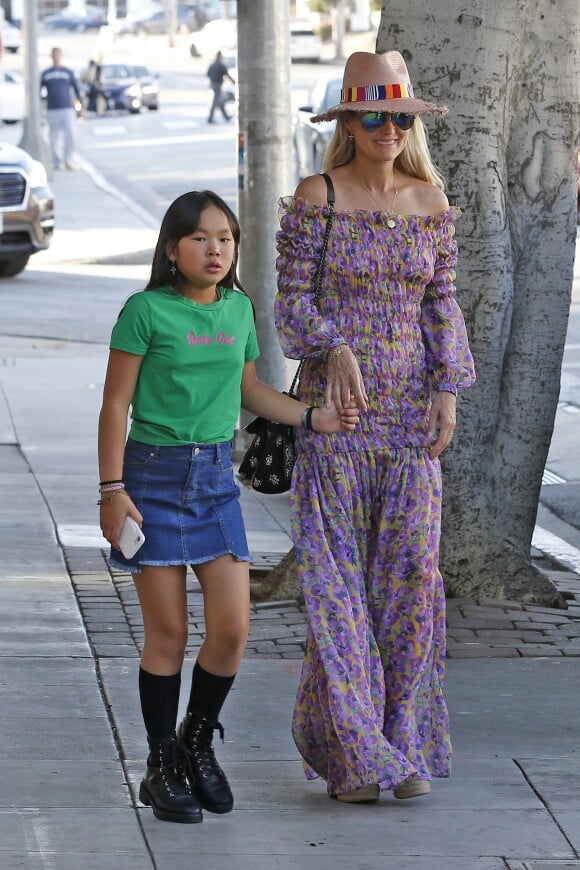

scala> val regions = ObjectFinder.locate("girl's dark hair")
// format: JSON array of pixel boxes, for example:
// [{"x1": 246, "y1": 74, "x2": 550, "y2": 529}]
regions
[{"x1": 145, "y1": 190, "x2": 246, "y2": 294}]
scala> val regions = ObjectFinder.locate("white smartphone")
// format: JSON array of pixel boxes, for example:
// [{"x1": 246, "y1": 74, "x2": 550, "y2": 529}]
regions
[{"x1": 119, "y1": 516, "x2": 145, "y2": 559}]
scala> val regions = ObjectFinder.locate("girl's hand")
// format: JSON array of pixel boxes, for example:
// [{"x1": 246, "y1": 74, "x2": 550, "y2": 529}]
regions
[
  {"x1": 324, "y1": 346, "x2": 369, "y2": 412},
  {"x1": 99, "y1": 492, "x2": 143, "y2": 551},
  {"x1": 428, "y1": 391, "x2": 457, "y2": 459},
  {"x1": 312, "y1": 398, "x2": 360, "y2": 433}
]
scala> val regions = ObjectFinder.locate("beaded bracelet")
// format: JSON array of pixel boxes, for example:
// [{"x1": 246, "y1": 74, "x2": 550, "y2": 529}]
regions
[{"x1": 99, "y1": 483, "x2": 125, "y2": 494}]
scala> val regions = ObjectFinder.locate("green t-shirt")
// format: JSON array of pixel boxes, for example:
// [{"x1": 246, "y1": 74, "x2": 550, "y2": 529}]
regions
[{"x1": 110, "y1": 285, "x2": 260, "y2": 445}]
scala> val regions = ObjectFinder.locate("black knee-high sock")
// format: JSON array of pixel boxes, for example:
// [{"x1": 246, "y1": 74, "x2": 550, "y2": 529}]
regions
[
  {"x1": 139, "y1": 667, "x2": 181, "y2": 740},
  {"x1": 187, "y1": 661, "x2": 235, "y2": 722}
]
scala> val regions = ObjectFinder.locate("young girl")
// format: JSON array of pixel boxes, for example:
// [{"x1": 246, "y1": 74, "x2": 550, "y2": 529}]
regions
[{"x1": 98, "y1": 190, "x2": 359, "y2": 825}]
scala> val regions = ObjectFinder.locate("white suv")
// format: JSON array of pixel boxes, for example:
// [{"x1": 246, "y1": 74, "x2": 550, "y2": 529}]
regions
[{"x1": 0, "y1": 145, "x2": 54, "y2": 278}]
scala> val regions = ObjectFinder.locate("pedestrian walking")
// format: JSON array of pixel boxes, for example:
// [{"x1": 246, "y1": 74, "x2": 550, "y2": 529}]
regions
[
  {"x1": 97, "y1": 190, "x2": 359, "y2": 824},
  {"x1": 40, "y1": 47, "x2": 83, "y2": 170},
  {"x1": 274, "y1": 51, "x2": 476, "y2": 803},
  {"x1": 206, "y1": 50, "x2": 234, "y2": 123}
]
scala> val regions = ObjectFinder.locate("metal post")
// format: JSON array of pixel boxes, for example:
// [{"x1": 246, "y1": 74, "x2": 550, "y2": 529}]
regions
[
  {"x1": 334, "y1": 0, "x2": 345, "y2": 61},
  {"x1": 18, "y1": 0, "x2": 50, "y2": 167},
  {"x1": 237, "y1": 0, "x2": 294, "y2": 395}
]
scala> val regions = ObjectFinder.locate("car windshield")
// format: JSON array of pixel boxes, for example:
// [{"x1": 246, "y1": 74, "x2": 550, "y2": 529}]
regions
[
  {"x1": 130, "y1": 66, "x2": 149, "y2": 77},
  {"x1": 102, "y1": 65, "x2": 131, "y2": 79},
  {"x1": 323, "y1": 80, "x2": 342, "y2": 111}
]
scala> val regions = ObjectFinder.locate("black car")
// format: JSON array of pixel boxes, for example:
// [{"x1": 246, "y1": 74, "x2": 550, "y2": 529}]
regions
[{"x1": 0, "y1": 144, "x2": 54, "y2": 278}]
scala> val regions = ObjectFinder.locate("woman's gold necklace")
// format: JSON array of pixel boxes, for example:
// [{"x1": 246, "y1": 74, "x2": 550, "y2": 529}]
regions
[{"x1": 361, "y1": 173, "x2": 398, "y2": 214}]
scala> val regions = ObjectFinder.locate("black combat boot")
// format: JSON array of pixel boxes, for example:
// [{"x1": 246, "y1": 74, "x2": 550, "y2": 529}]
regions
[
  {"x1": 177, "y1": 712, "x2": 234, "y2": 814},
  {"x1": 138, "y1": 734, "x2": 203, "y2": 824}
]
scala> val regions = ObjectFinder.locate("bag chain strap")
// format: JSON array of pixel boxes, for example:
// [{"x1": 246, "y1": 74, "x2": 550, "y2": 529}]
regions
[{"x1": 289, "y1": 173, "x2": 335, "y2": 396}]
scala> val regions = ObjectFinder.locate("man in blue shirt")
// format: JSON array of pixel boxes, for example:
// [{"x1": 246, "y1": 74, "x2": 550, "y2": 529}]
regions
[{"x1": 40, "y1": 47, "x2": 82, "y2": 170}]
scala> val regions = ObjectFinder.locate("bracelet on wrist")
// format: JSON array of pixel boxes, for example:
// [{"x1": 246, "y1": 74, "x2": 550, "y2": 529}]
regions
[
  {"x1": 99, "y1": 479, "x2": 123, "y2": 486},
  {"x1": 99, "y1": 483, "x2": 125, "y2": 494},
  {"x1": 301, "y1": 406, "x2": 315, "y2": 432},
  {"x1": 326, "y1": 344, "x2": 348, "y2": 365},
  {"x1": 97, "y1": 489, "x2": 127, "y2": 506}
]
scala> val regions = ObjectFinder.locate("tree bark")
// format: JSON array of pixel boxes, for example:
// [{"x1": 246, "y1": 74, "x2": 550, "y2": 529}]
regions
[{"x1": 376, "y1": 0, "x2": 580, "y2": 603}]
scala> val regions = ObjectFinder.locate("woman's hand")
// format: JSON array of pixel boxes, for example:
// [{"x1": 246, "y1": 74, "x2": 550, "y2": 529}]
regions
[
  {"x1": 100, "y1": 491, "x2": 143, "y2": 551},
  {"x1": 312, "y1": 398, "x2": 360, "y2": 433},
  {"x1": 324, "y1": 346, "x2": 369, "y2": 412},
  {"x1": 428, "y1": 391, "x2": 457, "y2": 459}
]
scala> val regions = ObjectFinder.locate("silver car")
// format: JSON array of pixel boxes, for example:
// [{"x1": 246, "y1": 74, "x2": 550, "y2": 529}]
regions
[
  {"x1": 294, "y1": 75, "x2": 342, "y2": 179},
  {"x1": 0, "y1": 144, "x2": 54, "y2": 277}
]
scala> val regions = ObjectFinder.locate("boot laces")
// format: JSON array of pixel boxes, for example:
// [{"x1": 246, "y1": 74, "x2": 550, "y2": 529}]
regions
[
  {"x1": 158, "y1": 739, "x2": 192, "y2": 797},
  {"x1": 188, "y1": 719, "x2": 226, "y2": 780}
]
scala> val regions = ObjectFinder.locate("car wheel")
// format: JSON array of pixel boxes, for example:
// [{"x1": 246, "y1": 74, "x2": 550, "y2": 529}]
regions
[
  {"x1": 148, "y1": 102, "x2": 159, "y2": 111},
  {"x1": 129, "y1": 104, "x2": 142, "y2": 114},
  {"x1": 190, "y1": 44, "x2": 200, "y2": 57},
  {"x1": 0, "y1": 254, "x2": 30, "y2": 278}
]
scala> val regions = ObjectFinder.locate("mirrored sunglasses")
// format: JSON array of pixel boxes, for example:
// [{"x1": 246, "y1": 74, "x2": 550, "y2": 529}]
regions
[{"x1": 359, "y1": 111, "x2": 416, "y2": 131}]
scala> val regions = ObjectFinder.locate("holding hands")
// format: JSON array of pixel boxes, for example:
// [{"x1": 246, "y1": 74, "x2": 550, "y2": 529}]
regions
[{"x1": 312, "y1": 399, "x2": 360, "y2": 433}]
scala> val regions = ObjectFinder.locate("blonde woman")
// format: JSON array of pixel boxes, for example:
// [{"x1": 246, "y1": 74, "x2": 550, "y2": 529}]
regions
[{"x1": 275, "y1": 52, "x2": 475, "y2": 804}]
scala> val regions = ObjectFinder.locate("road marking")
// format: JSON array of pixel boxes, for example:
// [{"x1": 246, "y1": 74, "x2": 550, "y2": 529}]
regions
[
  {"x1": 532, "y1": 526, "x2": 580, "y2": 573},
  {"x1": 91, "y1": 125, "x2": 128, "y2": 136},
  {"x1": 163, "y1": 120, "x2": 197, "y2": 129},
  {"x1": 542, "y1": 468, "x2": 566, "y2": 485}
]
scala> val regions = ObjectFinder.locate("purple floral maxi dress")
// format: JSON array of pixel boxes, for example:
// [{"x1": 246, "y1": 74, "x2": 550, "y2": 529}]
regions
[{"x1": 274, "y1": 197, "x2": 476, "y2": 796}]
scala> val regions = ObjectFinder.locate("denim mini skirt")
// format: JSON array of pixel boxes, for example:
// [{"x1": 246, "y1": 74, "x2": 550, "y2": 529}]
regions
[{"x1": 109, "y1": 438, "x2": 251, "y2": 573}]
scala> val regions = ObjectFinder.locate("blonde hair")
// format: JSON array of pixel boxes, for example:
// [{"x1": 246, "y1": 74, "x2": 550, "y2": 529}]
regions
[{"x1": 323, "y1": 113, "x2": 445, "y2": 190}]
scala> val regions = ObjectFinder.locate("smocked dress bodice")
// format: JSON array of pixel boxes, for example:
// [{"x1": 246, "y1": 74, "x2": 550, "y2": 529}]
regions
[{"x1": 275, "y1": 196, "x2": 475, "y2": 451}]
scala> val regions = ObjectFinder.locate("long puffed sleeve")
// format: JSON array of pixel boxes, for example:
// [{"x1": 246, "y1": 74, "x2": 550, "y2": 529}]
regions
[
  {"x1": 274, "y1": 196, "x2": 346, "y2": 359},
  {"x1": 420, "y1": 211, "x2": 476, "y2": 393}
]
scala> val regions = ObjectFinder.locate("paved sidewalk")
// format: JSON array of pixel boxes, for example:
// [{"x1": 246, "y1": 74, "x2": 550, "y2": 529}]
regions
[{"x1": 1, "y1": 152, "x2": 580, "y2": 868}]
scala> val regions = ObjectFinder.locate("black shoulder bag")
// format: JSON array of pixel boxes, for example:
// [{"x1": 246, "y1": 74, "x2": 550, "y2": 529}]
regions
[{"x1": 238, "y1": 173, "x2": 336, "y2": 494}]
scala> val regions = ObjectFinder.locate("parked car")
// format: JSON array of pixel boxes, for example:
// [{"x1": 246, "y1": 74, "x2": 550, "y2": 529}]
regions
[
  {"x1": 290, "y1": 20, "x2": 321, "y2": 63},
  {"x1": 43, "y1": 5, "x2": 107, "y2": 31},
  {"x1": 127, "y1": 65, "x2": 160, "y2": 110},
  {"x1": 0, "y1": 70, "x2": 25, "y2": 124},
  {"x1": 114, "y1": 3, "x2": 200, "y2": 35},
  {"x1": 294, "y1": 74, "x2": 341, "y2": 179},
  {"x1": 0, "y1": 144, "x2": 54, "y2": 278},
  {"x1": 83, "y1": 62, "x2": 159, "y2": 114},
  {"x1": 190, "y1": 18, "x2": 321, "y2": 61},
  {"x1": 1, "y1": 21, "x2": 22, "y2": 53},
  {"x1": 189, "y1": 17, "x2": 237, "y2": 57}
]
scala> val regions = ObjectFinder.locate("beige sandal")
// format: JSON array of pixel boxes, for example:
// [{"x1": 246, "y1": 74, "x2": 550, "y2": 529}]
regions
[
  {"x1": 393, "y1": 776, "x2": 431, "y2": 800},
  {"x1": 332, "y1": 784, "x2": 380, "y2": 803}
]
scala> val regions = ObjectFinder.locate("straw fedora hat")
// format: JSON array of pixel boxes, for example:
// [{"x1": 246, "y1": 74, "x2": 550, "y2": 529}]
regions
[{"x1": 311, "y1": 51, "x2": 448, "y2": 123}]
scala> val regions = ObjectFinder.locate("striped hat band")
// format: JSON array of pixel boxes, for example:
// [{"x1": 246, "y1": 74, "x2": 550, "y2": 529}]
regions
[{"x1": 341, "y1": 83, "x2": 415, "y2": 104}]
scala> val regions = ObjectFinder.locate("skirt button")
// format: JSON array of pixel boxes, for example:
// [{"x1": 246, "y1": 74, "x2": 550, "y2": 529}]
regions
[{"x1": 194, "y1": 447, "x2": 200, "y2": 455}]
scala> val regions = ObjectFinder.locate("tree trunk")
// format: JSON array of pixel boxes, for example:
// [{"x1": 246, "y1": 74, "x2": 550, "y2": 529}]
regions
[{"x1": 377, "y1": 0, "x2": 580, "y2": 603}]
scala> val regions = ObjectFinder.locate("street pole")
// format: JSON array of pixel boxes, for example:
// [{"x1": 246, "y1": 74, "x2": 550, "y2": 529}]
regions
[
  {"x1": 237, "y1": 0, "x2": 294, "y2": 396},
  {"x1": 334, "y1": 0, "x2": 346, "y2": 61},
  {"x1": 18, "y1": 0, "x2": 50, "y2": 167}
]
